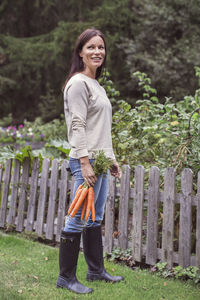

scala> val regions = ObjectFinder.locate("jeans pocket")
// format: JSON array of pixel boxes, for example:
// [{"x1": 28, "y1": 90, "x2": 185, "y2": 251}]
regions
[{"x1": 69, "y1": 158, "x2": 81, "y2": 176}]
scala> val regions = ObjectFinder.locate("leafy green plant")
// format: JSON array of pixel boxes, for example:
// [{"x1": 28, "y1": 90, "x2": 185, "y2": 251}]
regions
[
  {"x1": 112, "y1": 69, "x2": 200, "y2": 187},
  {"x1": 152, "y1": 262, "x2": 200, "y2": 285},
  {"x1": 99, "y1": 70, "x2": 120, "y2": 112},
  {"x1": 44, "y1": 139, "x2": 70, "y2": 157},
  {"x1": 0, "y1": 139, "x2": 70, "y2": 165},
  {"x1": 152, "y1": 262, "x2": 173, "y2": 278},
  {"x1": 0, "y1": 146, "x2": 16, "y2": 163},
  {"x1": 105, "y1": 247, "x2": 135, "y2": 267},
  {"x1": 173, "y1": 266, "x2": 200, "y2": 284}
]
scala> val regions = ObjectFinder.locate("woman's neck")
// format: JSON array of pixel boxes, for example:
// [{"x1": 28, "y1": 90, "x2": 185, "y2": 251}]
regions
[{"x1": 81, "y1": 68, "x2": 96, "y2": 79}]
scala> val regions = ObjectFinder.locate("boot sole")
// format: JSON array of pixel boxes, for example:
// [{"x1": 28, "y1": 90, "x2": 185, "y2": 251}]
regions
[
  {"x1": 87, "y1": 274, "x2": 124, "y2": 283},
  {"x1": 56, "y1": 278, "x2": 93, "y2": 294}
]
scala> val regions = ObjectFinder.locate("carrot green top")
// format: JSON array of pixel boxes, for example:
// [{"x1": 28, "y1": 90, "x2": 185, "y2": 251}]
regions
[{"x1": 64, "y1": 73, "x2": 115, "y2": 160}]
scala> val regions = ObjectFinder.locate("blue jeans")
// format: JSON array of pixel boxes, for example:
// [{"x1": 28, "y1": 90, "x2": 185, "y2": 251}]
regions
[{"x1": 63, "y1": 157, "x2": 109, "y2": 233}]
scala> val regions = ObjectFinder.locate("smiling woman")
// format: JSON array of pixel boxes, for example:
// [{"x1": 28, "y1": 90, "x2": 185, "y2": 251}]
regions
[
  {"x1": 57, "y1": 28, "x2": 123, "y2": 295},
  {"x1": 63, "y1": 28, "x2": 107, "y2": 84},
  {"x1": 79, "y1": 36, "x2": 106, "y2": 79}
]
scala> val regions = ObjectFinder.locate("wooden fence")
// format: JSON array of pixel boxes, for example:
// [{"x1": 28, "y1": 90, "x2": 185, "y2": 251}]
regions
[{"x1": 0, "y1": 158, "x2": 200, "y2": 269}]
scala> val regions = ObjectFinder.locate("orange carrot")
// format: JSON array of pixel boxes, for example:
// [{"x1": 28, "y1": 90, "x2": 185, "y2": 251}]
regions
[
  {"x1": 71, "y1": 187, "x2": 89, "y2": 218},
  {"x1": 84, "y1": 187, "x2": 95, "y2": 221},
  {"x1": 81, "y1": 195, "x2": 88, "y2": 221},
  {"x1": 67, "y1": 188, "x2": 82, "y2": 215},
  {"x1": 89, "y1": 187, "x2": 95, "y2": 222},
  {"x1": 75, "y1": 184, "x2": 83, "y2": 196},
  {"x1": 91, "y1": 198, "x2": 95, "y2": 223},
  {"x1": 84, "y1": 196, "x2": 91, "y2": 222}
]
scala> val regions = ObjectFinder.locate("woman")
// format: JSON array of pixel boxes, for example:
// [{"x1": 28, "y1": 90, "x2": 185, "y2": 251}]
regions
[{"x1": 56, "y1": 28, "x2": 123, "y2": 294}]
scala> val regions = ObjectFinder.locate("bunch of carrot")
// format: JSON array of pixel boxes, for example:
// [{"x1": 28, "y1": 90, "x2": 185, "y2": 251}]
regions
[
  {"x1": 67, "y1": 150, "x2": 113, "y2": 223},
  {"x1": 67, "y1": 183, "x2": 95, "y2": 222}
]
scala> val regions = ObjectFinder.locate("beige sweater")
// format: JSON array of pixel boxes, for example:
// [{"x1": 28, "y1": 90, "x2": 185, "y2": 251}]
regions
[{"x1": 64, "y1": 73, "x2": 115, "y2": 160}]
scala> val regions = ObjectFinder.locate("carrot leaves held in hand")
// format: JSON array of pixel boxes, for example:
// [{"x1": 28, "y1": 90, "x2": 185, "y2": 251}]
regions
[{"x1": 92, "y1": 150, "x2": 113, "y2": 176}]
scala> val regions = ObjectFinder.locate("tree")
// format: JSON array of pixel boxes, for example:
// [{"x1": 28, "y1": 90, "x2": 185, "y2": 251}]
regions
[{"x1": 1, "y1": 0, "x2": 200, "y2": 122}]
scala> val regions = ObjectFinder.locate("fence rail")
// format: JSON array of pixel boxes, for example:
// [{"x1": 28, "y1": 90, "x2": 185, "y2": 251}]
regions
[{"x1": 0, "y1": 158, "x2": 199, "y2": 268}]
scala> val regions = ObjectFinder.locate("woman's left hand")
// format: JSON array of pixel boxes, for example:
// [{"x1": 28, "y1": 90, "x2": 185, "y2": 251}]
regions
[{"x1": 110, "y1": 162, "x2": 121, "y2": 178}]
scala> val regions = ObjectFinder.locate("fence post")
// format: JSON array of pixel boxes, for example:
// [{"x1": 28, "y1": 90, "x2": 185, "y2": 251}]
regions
[
  {"x1": 46, "y1": 159, "x2": 59, "y2": 240},
  {"x1": 0, "y1": 167, "x2": 3, "y2": 219},
  {"x1": 16, "y1": 158, "x2": 30, "y2": 232},
  {"x1": 179, "y1": 168, "x2": 193, "y2": 267},
  {"x1": 161, "y1": 167, "x2": 175, "y2": 268},
  {"x1": 0, "y1": 167, "x2": 3, "y2": 191},
  {"x1": 69, "y1": 176, "x2": 75, "y2": 203},
  {"x1": 26, "y1": 158, "x2": 40, "y2": 232},
  {"x1": 132, "y1": 165, "x2": 144, "y2": 262},
  {"x1": 196, "y1": 171, "x2": 200, "y2": 268},
  {"x1": 56, "y1": 160, "x2": 69, "y2": 242},
  {"x1": 146, "y1": 166, "x2": 160, "y2": 265},
  {"x1": 35, "y1": 158, "x2": 50, "y2": 236},
  {"x1": 0, "y1": 159, "x2": 12, "y2": 227},
  {"x1": 104, "y1": 175, "x2": 116, "y2": 253},
  {"x1": 118, "y1": 165, "x2": 131, "y2": 250},
  {"x1": 7, "y1": 159, "x2": 21, "y2": 226}
]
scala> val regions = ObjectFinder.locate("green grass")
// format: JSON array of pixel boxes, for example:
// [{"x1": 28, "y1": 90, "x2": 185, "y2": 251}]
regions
[{"x1": 0, "y1": 231, "x2": 199, "y2": 300}]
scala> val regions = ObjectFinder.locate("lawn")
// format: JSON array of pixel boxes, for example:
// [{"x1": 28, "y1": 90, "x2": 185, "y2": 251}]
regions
[{"x1": 0, "y1": 231, "x2": 199, "y2": 300}]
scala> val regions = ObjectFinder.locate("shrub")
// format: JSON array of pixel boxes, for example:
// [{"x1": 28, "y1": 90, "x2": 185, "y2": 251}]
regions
[{"x1": 111, "y1": 68, "x2": 200, "y2": 185}]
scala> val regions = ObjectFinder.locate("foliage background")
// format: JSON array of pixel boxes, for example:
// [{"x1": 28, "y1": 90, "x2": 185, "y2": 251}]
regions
[{"x1": 1, "y1": 0, "x2": 200, "y2": 123}]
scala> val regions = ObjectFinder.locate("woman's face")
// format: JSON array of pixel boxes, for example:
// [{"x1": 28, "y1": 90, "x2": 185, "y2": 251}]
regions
[{"x1": 79, "y1": 35, "x2": 105, "y2": 72}]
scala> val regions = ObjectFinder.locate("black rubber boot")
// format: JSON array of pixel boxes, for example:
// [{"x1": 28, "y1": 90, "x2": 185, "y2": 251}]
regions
[
  {"x1": 56, "y1": 231, "x2": 93, "y2": 294},
  {"x1": 83, "y1": 226, "x2": 124, "y2": 282}
]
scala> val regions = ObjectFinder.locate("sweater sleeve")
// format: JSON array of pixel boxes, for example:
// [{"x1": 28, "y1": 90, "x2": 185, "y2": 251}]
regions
[{"x1": 66, "y1": 80, "x2": 89, "y2": 158}]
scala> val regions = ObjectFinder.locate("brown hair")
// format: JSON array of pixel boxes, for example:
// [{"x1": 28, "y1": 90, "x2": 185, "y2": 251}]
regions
[{"x1": 63, "y1": 28, "x2": 106, "y2": 89}]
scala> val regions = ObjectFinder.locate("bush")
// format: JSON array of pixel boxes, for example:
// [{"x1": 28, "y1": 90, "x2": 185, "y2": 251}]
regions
[{"x1": 111, "y1": 68, "x2": 200, "y2": 186}]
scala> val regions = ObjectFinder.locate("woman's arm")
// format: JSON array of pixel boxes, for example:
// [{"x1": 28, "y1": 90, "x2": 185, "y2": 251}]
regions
[{"x1": 67, "y1": 80, "x2": 89, "y2": 158}]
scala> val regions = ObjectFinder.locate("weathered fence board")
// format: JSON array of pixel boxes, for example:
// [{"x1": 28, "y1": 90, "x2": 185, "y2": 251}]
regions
[
  {"x1": 16, "y1": 158, "x2": 30, "y2": 232},
  {"x1": 161, "y1": 168, "x2": 175, "y2": 268},
  {"x1": 0, "y1": 167, "x2": 3, "y2": 214},
  {"x1": 46, "y1": 159, "x2": 59, "y2": 240},
  {"x1": 25, "y1": 158, "x2": 40, "y2": 232},
  {"x1": 179, "y1": 168, "x2": 193, "y2": 267},
  {"x1": 35, "y1": 158, "x2": 50, "y2": 235},
  {"x1": 0, "y1": 159, "x2": 12, "y2": 227},
  {"x1": 7, "y1": 159, "x2": 20, "y2": 226},
  {"x1": 132, "y1": 165, "x2": 145, "y2": 262},
  {"x1": 118, "y1": 165, "x2": 131, "y2": 250},
  {"x1": 0, "y1": 167, "x2": 3, "y2": 188},
  {"x1": 56, "y1": 160, "x2": 69, "y2": 242},
  {"x1": 146, "y1": 166, "x2": 160, "y2": 265},
  {"x1": 69, "y1": 176, "x2": 75, "y2": 203},
  {"x1": 196, "y1": 172, "x2": 200, "y2": 268},
  {"x1": 104, "y1": 175, "x2": 116, "y2": 253},
  {"x1": 0, "y1": 158, "x2": 199, "y2": 269}
]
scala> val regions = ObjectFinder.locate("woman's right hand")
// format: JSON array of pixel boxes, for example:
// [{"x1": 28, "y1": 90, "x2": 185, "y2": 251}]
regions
[{"x1": 80, "y1": 156, "x2": 97, "y2": 186}]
